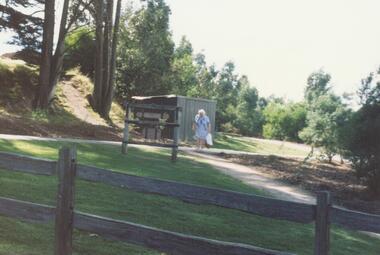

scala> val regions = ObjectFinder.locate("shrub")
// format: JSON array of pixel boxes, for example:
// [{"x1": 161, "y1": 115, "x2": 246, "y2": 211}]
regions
[
  {"x1": 64, "y1": 27, "x2": 96, "y2": 76},
  {"x1": 341, "y1": 71, "x2": 380, "y2": 195}
]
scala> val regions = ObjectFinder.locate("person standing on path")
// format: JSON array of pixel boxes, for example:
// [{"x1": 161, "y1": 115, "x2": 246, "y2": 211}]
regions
[{"x1": 192, "y1": 109, "x2": 211, "y2": 150}]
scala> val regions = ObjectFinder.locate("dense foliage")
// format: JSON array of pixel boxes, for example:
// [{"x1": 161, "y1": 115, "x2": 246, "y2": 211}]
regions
[
  {"x1": 341, "y1": 70, "x2": 380, "y2": 195},
  {"x1": 64, "y1": 27, "x2": 96, "y2": 76},
  {"x1": 299, "y1": 93, "x2": 351, "y2": 162},
  {"x1": 263, "y1": 102, "x2": 307, "y2": 142},
  {"x1": 0, "y1": 0, "x2": 44, "y2": 50},
  {"x1": 116, "y1": 0, "x2": 174, "y2": 98}
]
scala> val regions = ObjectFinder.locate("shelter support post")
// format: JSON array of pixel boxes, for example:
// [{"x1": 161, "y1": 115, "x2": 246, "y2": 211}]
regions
[{"x1": 122, "y1": 103, "x2": 130, "y2": 154}]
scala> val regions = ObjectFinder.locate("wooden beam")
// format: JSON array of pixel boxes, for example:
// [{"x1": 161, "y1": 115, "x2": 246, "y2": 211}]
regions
[
  {"x1": 76, "y1": 164, "x2": 315, "y2": 223},
  {"x1": 129, "y1": 103, "x2": 182, "y2": 112},
  {"x1": 125, "y1": 119, "x2": 180, "y2": 127},
  {"x1": 122, "y1": 103, "x2": 130, "y2": 154},
  {"x1": 331, "y1": 206, "x2": 380, "y2": 234},
  {"x1": 55, "y1": 147, "x2": 77, "y2": 255},
  {"x1": 74, "y1": 212, "x2": 295, "y2": 255},
  {"x1": 0, "y1": 195, "x2": 294, "y2": 255},
  {"x1": 314, "y1": 192, "x2": 331, "y2": 255},
  {"x1": 128, "y1": 141, "x2": 178, "y2": 148},
  {"x1": 171, "y1": 108, "x2": 179, "y2": 162},
  {"x1": 0, "y1": 196, "x2": 55, "y2": 223},
  {"x1": 0, "y1": 151, "x2": 56, "y2": 175}
]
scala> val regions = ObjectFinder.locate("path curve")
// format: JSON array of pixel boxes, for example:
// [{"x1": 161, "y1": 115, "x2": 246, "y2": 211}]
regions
[{"x1": 184, "y1": 150, "x2": 315, "y2": 204}]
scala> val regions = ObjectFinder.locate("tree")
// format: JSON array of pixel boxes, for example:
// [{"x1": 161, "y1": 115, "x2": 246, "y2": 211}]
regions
[
  {"x1": 116, "y1": 0, "x2": 174, "y2": 100},
  {"x1": 64, "y1": 26, "x2": 96, "y2": 76},
  {"x1": 90, "y1": 0, "x2": 122, "y2": 118},
  {"x1": 234, "y1": 76, "x2": 264, "y2": 136},
  {"x1": 34, "y1": 0, "x2": 93, "y2": 108},
  {"x1": 1, "y1": 0, "x2": 95, "y2": 108},
  {"x1": 187, "y1": 53, "x2": 218, "y2": 99},
  {"x1": 262, "y1": 102, "x2": 307, "y2": 142},
  {"x1": 214, "y1": 61, "x2": 241, "y2": 130},
  {"x1": 107, "y1": 0, "x2": 122, "y2": 114},
  {"x1": 304, "y1": 69, "x2": 331, "y2": 104},
  {"x1": 164, "y1": 36, "x2": 198, "y2": 95},
  {"x1": 342, "y1": 69, "x2": 380, "y2": 195},
  {"x1": 0, "y1": 0, "x2": 44, "y2": 50},
  {"x1": 299, "y1": 93, "x2": 350, "y2": 162},
  {"x1": 35, "y1": 0, "x2": 55, "y2": 108},
  {"x1": 298, "y1": 70, "x2": 349, "y2": 162}
]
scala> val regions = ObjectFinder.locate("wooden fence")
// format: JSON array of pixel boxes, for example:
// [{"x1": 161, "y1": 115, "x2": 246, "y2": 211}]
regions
[{"x1": 0, "y1": 147, "x2": 379, "y2": 255}]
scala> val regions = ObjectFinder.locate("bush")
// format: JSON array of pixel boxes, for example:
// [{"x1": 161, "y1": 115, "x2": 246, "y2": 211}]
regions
[
  {"x1": 0, "y1": 61, "x2": 38, "y2": 102},
  {"x1": 343, "y1": 104, "x2": 380, "y2": 195},
  {"x1": 220, "y1": 122, "x2": 239, "y2": 134},
  {"x1": 64, "y1": 27, "x2": 96, "y2": 76},
  {"x1": 262, "y1": 102, "x2": 307, "y2": 142},
  {"x1": 341, "y1": 71, "x2": 380, "y2": 195}
]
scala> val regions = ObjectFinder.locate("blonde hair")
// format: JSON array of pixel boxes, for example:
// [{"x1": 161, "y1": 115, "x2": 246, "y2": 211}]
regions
[{"x1": 198, "y1": 109, "x2": 206, "y2": 116}]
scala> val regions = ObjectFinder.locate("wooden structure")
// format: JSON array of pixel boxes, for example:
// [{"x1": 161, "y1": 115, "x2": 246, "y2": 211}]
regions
[
  {"x1": 131, "y1": 95, "x2": 217, "y2": 141},
  {"x1": 122, "y1": 101, "x2": 181, "y2": 161},
  {"x1": 1, "y1": 149, "x2": 380, "y2": 254}
]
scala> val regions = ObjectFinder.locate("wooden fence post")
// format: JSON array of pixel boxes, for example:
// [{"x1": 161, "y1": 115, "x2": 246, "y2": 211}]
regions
[
  {"x1": 171, "y1": 107, "x2": 179, "y2": 162},
  {"x1": 314, "y1": 191, "x2": 331, "y2": 255},
  {"x1": 122, "y1": 102, "x2": 129, "y2": 154},
  {"x1": 55, "y1": 146, "x2": 77, "y2": 255}
]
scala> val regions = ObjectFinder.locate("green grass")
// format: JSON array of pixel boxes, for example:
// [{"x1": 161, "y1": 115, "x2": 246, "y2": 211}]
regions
[
  {"x1": 214, "y1": 133, "x2": 309, "y2": 157},
  {"x1": 0, "y1": 139, "x2": 379, "y2": 255}
]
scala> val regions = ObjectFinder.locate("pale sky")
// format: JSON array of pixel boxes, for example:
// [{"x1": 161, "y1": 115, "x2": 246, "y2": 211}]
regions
[
  {"x1": 166, "y1": 0, "x2": 380, "y2": 101},
  {"x1": 1, "y1": 0, "x2": 380, "y2": 102}
]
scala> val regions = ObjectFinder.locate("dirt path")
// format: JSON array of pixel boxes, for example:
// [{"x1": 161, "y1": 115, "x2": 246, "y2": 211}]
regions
[
  {"x1": 61, "y1": 81, "x2": 107, "y2": 126},
  {"x1": 184, "y1": 150, "x2": 316, "y2": 204}
]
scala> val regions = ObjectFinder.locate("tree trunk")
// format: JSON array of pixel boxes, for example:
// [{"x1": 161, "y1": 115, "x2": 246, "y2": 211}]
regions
[
  {"x1": 92, "y1": 0, "x2": 105, "y2": 113},
  {"x1": 103, "y1": 0, "x2": 121, "y2": 116},
  {"x1": 35, "y1": 0, "x2": 55, "y2": 109},
  {"x1": 99, "y1": 0, "x2": 114, "y2": 118},
  {"x1": 48, "y1": 0, "x2": 71, "y2": 102}
]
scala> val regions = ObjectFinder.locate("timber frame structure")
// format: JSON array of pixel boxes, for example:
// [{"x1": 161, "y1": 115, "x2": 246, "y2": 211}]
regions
[{"x1": 121, "y1": 102, "x2": 182, "y2": 162}]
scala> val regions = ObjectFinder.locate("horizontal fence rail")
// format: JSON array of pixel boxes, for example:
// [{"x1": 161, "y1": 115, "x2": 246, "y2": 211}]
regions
[
  {"x1": 127, "y1": 141, "x2": 178, "y2": 148},
  {"x1": 0, "y1": 196, "x2": 292, "y2": 255},
  {"x1": 77, "y1": 164, "x2": 315, "y2": 223},
  {"x1": 0, "y1": 151, "x2": 56, "y2": 176},
  {"x1": 0, "y1": 196, "x2": 55, "y2": 223},
  {"x1": 74, "y1": 212, "x2": 294, "y2": 255},
  {"x1": 331, "y1": 206, "x2": 380, "y2": 233}
]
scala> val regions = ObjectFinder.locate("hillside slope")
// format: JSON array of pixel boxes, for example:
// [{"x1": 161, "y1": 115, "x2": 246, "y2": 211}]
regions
[{"x1": 0, "y1": 57, "x2": 124, "y2": 141}]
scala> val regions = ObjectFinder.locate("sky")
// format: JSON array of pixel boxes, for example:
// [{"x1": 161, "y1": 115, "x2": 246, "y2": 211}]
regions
[
  {"x1": 165, "y1": 0, "x2": 380, "y2": 102},
  {"x1": 1, "y1": 0, "x2": 380, "y2": 102}
]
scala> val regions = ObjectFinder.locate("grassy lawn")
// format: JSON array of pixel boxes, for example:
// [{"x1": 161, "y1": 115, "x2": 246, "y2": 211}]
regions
[
  {"x1": 214, "y1": 133, "x2": 309, "y2": 157},
  {"x1": 0, "y1": 139, "x2": 379, "y2": 255}
]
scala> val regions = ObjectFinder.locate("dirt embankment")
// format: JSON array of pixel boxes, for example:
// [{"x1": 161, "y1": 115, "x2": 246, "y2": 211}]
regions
[
  {"x1": 221, "y1": 153, "x2": 380, "y2": 214},
  {"x1": 0, "y1": 57, "x2": 125, "y2": 141},
  {"x1": 0, "y1": 114, "x2": 122, "y2": 141}
]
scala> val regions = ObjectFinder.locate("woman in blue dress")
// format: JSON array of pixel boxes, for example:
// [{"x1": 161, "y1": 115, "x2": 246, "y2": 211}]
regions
[{"x1": 192, "y1": 109, "x2": 211, "y2": 150}]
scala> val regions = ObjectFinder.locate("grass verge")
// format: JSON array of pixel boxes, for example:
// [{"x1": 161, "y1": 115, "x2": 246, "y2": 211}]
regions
[{"x1": 214, "y1": 133, "x2": 309, "y2": 157}]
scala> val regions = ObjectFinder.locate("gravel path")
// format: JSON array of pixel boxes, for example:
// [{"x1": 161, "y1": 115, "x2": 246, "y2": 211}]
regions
[{"x1": 184, "y1": 150, "x2": 315, "y2": 204}]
